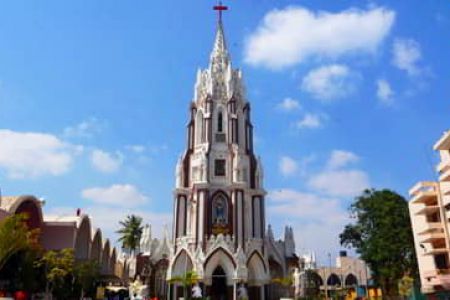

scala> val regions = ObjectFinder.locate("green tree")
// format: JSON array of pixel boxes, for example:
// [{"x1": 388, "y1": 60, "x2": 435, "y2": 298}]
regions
[
  {"x1": 117, "y1": 215, "x2": 143, "y2": 255},
  {"x1": 74, "y1": 260, "x2": 100, "y2": 299},
  {"x1": 398, "y1": 274, "x2": 414, "y2": 299},
  {"x1": 0, "y1": 214, "x2": 39, "y2": 271},
  {"x1": 36, "y1": 248, "x2": 75, "y2": 298},
  {"x1": 339, "y1": 189, "x2": 418, "y2": 298},
  {"x1": 169, "y1": 270, "x2": 200, "y2": 300},
  {"x1": 272, "y1": 276, "x2": 293, "y2": 298}
]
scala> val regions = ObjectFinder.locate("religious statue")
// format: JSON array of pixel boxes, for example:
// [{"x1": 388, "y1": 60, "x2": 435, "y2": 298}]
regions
[
  {"x1": 129, "y1": 276, "x2": 149, "y2": 300},
  {"x1": 192, "y1": 283, "x2": 202, "y2": 299},
  {"x1": 293, "y1": 268, "x2": 301, "y2": 298},
  {"x1": 213, "y1": 197, "x2": 227, "y2": 226},
  {"x1": 216, "y1": 200, "x2": 225, "y2": 223},
  {"x1": 237, "y1": 283, "x2": 248, "y2": 300}
]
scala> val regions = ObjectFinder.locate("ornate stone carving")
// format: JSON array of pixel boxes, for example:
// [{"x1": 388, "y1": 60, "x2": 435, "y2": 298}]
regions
[
  {"x1": 234, "y1": 246, "x2": 248, "y2": 280},
  {"x1": 140, "y1": 224, "x2": 152, "y2": 254},
  {"x1": 205, "y1": 234, "x2": 234, "y2": 255},
  {"x1": 194, "y1": 247, "x2": 205, "y2": 277}
]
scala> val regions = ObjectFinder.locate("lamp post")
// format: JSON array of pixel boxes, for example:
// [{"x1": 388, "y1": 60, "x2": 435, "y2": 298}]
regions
[{"x1": 324, "y1": 252, "x2": 331, "y2": 300}]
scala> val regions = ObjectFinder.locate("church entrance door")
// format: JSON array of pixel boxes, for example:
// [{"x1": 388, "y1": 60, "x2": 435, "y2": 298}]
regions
[{"x1": 210, "y1": 266, "x2": 228, "y2": 300}]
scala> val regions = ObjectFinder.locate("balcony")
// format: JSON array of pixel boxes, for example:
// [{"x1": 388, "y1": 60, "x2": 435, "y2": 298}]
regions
[
  {"x1": 416, "y1": 205, "x2": 440, "y2": 216},
  {"x1": 440, "y1": 168, "x2": 450, "y2": 182},
  {"x1": 418, "y1": 222, "x2": 443, "y2": 235},
  {"x1": 433, "y1": 131, "x2": 450, "y2": 151},
  {"x1": 423, "y1": 247, "x2": 449, "y2": 256},
  {"x1": 437, "y1": 159, "x2": 450, "y2": 174},
  {"x1": 441, "y1": 182, "x2": 450, "y2": 196},
  {"x1": 410, "y1": 182, "x2": 438, "y2": 205},
  {"x1": 424, "y1": 269, "x2": 450, "y2": 289},
  {"x1": 419, "y1": 230, "x2": 445, "y2": 243}
]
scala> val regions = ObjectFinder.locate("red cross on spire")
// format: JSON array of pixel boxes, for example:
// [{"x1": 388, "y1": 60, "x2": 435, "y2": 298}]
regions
[{"x1": 213, "y1": 1, "x2": 228, "y2": 22}]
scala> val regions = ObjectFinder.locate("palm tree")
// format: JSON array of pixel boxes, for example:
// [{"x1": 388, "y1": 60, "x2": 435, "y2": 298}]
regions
[{"x1": 116, "y1": 215, "x2": 143, "y2": 255}]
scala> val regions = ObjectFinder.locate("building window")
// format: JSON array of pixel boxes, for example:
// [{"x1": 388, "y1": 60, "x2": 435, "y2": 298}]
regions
[
  {"x1": 215, "y1": 159, "x2": 226, "y2": 176},
  {"x1": 218, "y1": 112, "x2": 223, "y2": 132},
  {"x1": 435, "y1": 253, "x2": 449, "y2": 269}
]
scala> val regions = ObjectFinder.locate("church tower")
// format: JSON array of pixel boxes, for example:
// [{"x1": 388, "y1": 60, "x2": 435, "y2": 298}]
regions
[
  {"x1": 167, "y1": 7, "x2": 295, "y2": 300},
  {"x1": 172, "y1": 16, "x2": 265, "y2": 252}
]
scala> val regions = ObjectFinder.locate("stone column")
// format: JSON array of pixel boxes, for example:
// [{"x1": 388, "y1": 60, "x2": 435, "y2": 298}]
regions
[
  {"x1": 260, "y1": 284, "x2": 265, "y2": 300},
  {"x1": 197, "y1": 191, "x2": 205, "y2": 246},
  {"x1": 237, "y1": 191, "x2": 243, "y2": 248},
  {"x1": 178, "y1": 196, "x2": 186, "y2": 236}
]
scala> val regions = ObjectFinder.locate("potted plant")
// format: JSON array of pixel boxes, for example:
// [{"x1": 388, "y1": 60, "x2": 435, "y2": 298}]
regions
[
  {"x1": 272, "y1": 277, "x2": 294, "y2": 300},
  {"x1": 169, "y1": 270, "x2": 200, "y2": 300}
]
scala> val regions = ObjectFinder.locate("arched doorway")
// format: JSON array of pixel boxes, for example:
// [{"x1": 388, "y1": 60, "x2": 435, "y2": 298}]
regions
[
  {"x1": 268, "y1": 257, "x2": 285, "y2": 300},
  {"x1": 306, "y1": 271, "x2": 323, "y2": 298},
  {"x1": 345, "y1": 273, "x2": 358, "y2": 286},
  {"x1": 211, "y1": 266, "x2": 227, "y2": 300},
  {"x1": 170, "y1": 250, "x2": 194, "y2": 300},
  {"x1": 327, "y1": 273, "x2": 341, "y2": 287},
  {"x1": 247, "y1": 252, "x2": 267, "y2": 300}
]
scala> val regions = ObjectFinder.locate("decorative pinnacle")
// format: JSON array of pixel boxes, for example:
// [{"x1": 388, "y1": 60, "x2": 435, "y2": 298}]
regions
[{"x1": 210, "y1": 1, "x2": 230, "y2": 67}]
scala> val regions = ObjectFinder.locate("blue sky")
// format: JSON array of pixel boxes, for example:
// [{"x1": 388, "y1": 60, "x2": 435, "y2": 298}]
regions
[{"x1": 0, "y1": 0, "x2": 448, "y2": 264}]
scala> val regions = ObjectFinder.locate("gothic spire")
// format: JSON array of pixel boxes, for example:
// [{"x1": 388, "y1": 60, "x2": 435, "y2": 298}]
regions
[{"x1": 210, "y1": 4, "x2": 230, "y2": 70}]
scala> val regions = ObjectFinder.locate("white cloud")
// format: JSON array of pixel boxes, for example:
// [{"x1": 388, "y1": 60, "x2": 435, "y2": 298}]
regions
[
  {"x1": 376, "y1": 79, "x2": 394, "y2": 105},
  {"x1": 90, "y1": 149, "x2": 123, "y2": 173},
  {"x1": 279, "y1": 156, "x2": 298, "y2": 176},
  {"x1": 392, "y1": 38, "x2": 422, "y2": 76},
  {"x1": 268, "y1": 189, "x2": 349, "y2": 255},
  {"x1": 81, "y1": 184, "x2": 149, "y2": 207},
  {"x1": 268, "y1": 150, "x2": 370, "y2": 256},
  {"x1": 301, "y1": 64, "x2": 358, "y2": 101},
  {"x1": 126, "y1": 145, "x2": 146, "y2": 153},
  {"x1": 308, "y1": 169, "x2": 370, "y2": 197},
  {"x1": 0, "y1": 129, "x2": 81, "y2": 178},
  {"x1": 63, "y1": 117, "x2": 105, "y2": 138},
  {"x1": 327, "y1": 150, "x2": 359, "y2": 170},
  {"x1": 244, "y1": 6, "x2": 395, "y2": 69},
  {"x1": 296, "y1": 113, "x2": 323, "y2": 129},
  {"x1": 277, "y1": 97, "x2": 301, "y2": 111}
]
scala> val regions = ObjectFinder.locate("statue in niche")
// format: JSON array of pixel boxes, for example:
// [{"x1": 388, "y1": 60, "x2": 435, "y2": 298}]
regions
[
  {"x1": 213, "y1": 197, "x2": 226, "y2": 225},
  {"x1": 191, "y1": 283, "x2": 202, "y2": 299},
  {"x1": 237, "y1": 283, "x2": 248, "y2": 300},
  {"x1": 212, "y1": 195, "x2": 230, "y2": 234}
]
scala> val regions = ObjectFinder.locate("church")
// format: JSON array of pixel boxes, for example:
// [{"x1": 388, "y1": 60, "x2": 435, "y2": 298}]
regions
[{"x1": 136, "y1": 7, "x2": 298, "y2": 300}]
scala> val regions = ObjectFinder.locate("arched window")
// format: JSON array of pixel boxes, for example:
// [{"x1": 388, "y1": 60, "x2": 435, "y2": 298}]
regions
[
  {"x1": 195, "y1": 110, "x2": 203, "y2": 144},
  {"x1": 217, "y1": 111, "x2": 223, "y2": 132}
]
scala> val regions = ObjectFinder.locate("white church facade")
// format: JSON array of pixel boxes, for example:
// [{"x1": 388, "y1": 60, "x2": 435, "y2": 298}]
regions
[
  {"x1": 134, "y1": 13, "x2": 298, "y2": 300},
  {"x1": 165, "y1": 15, "x2": 297, "y2": 300}
]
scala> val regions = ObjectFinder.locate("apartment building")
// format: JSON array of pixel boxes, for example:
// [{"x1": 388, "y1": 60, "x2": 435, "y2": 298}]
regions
[{"x1": 409, "y1": 130, "x2": 450, "y2": 294}]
